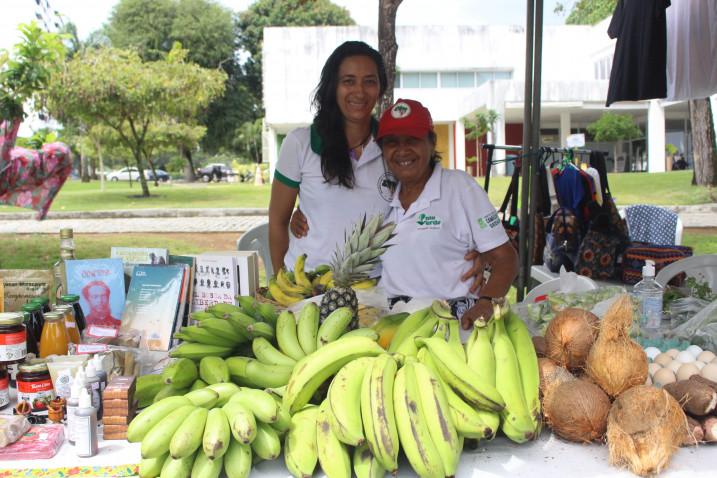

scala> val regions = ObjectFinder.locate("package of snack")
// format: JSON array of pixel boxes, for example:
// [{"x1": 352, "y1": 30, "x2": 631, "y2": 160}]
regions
[{"x1": 0, "y1": 425, "x2": 64, "y2": 459}]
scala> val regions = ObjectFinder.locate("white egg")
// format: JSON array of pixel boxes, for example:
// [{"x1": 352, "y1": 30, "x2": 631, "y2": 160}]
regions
[
  {"x1": 653, "y1": 367, "x2": 677, "y2": 387},
  {"x1": 648, "y1": 362, "x2": 663, "y2": 377},
  {"x1": 694, "y1": 361, "x2": 706, "y2": 370},
  {"x1": 701, "y1": 363, "x2": 717, "y2": 382},
  {"x1": 668, "y1": 360, "x2": 684, "y2": 373},
  {"x1": 697, "y1": 350, "x2": 716, "y2": 363},
  {"x1": 654, "y1": 353, "x2": 673, "y2": 366},
  {"x1": 677, "y1": 363, "x2": 700, "y2": 381},
  {"x1": 686, "y1": 344, "x2": 704, "y2": 358},
  {"x1": 666, "y1": 348, "x2": 679, "y2": 358},
  {"x1": 676, "y1": 351, "x2": 696, "y2": 364},
  {"x1": 644, "y1": 346, "x2": 661, "y2": 361}
]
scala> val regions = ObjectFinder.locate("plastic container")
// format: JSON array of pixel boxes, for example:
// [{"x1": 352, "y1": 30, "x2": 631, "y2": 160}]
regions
[
  {"x1": 74, "y1": 388, "x2": 98, "y2": 457},
  {"x1": 17, "y1": 362, "x2": 56, "y2": 414},
  {"x1": 633, "y1": 260, "x2": 665, "y2": 336},
  {"x1": 91, "y1": 355, "x2": 108, "y2": 393},
  {"x1": 85, "y1": 362, "x2": 103, "y2": 419},
  {"x1": 0, "y1": 312, "x2": 27, "y2": 365},
  {"x1": 66, "y1": 381, "x2": 81, "y2": 445},
  {"x1": 39, "y1": 312, "x2": 69, "y2": 358}
]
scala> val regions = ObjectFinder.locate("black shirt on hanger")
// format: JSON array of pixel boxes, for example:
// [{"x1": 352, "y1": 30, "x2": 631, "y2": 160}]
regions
[{"x1": 606, "y1": 0, "x2": 671, "y2": 107}]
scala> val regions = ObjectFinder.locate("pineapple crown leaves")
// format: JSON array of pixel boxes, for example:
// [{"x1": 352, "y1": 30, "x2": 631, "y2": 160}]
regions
[{"x1": 330, "y1": 212, "x2": 396, "y2": 287}]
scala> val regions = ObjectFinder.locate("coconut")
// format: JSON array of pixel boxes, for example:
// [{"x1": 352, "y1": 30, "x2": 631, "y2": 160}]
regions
[
  {"x1": 544, "y1": 379, "x2": 611, "y2": 443},
  {"x1": 607, "y1": 385, "x2": 687, "y2": 476},
  {"x1": 544, "y1": 308, "x2": 599, "y2": 371},
  {"x1": 585, "y1": 295, "x2": 648, "y2": 397},
  {"x1": 532, "y1": 335, "x2": 547, "y2": 357},
  {"x1": 538, "y1": 357, "x2": 575, "y2": 398}
]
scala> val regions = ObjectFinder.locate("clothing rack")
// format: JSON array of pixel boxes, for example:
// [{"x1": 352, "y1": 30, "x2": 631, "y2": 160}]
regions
[{"x1": 480, "y1": 143, "x2": 596, "y2": 300}]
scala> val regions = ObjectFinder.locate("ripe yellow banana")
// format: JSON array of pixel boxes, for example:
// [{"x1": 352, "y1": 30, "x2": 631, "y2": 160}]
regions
[
  {"x1": 492, "y1": 309, "x2": 536, "y2": 443},
  {"x1": 203, "y1": 408, "x2": 231, "y2": 459},
  {"x1": 282, "y1": 336, "x2": 384, "y2": 414},
  {"x1": 417, "y1": 337, "x2": 505, "y2": 412},
  {"x1": 297, "y1": 302, "x2": 320, "y2": 355},
  {"x1": 351, "y1": 278, "x2": 377, "y2": 290},
  {"x1": 393, "y1": 364, "x2": 444, "y2": 478},
  {"x1": 268, "y1": 279, "x2": 304, "y2": 307},
  {"x1": 466, "y1": 319, "x2": 496, "y2": 387},
  {"x1": 284, "y1": 406, "x2": 319, "y2": 478},
  {"x1": 360, "y1": 354, "x2": 399, "y2": 473},
  {"x1": 293, "y1": 254, "x2": 314, "y2": 293},
  {"x1": 169, "y1": 406, "x2": 208, "y2": 459},
  {"x1": 277, "y1": 267, "x2": 309, "y2": 295},
  {"x1": 318, "y1": 270, "x2": 334, "y2": 287},
  {"x1": 414, "y1": 361, "x2": 461, "y2": 476},
  {"x1": 316, "y1": 400, "x2": 351, "y2": 478},
  {"x1": 327, "y1": 357, "x2": 372, "y2": 446},
  {"x1": 276, "y1": 310, "x2": 306, "y2": 361},
  {"x1": 505, "y1": 309, "x2": 541, "y2": 425},
  {"x1": 352, "y1": 443, "x2": 385, "y2": 478}
]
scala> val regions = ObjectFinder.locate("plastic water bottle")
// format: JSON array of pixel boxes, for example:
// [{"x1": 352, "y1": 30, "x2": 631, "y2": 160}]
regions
[{"x1": 633, "y1": 260, "x2": 664, "y2": 336}]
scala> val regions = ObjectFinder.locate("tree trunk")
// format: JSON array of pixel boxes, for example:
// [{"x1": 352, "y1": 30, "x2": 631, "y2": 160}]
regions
[
  {"x1": 80, "y1": 153, "x2": 90, "y2": 182},
  {"x1": 131, "y1": 151, "x2": 150, "y2": 197},
  {"x1": 689, "y1": 97, "x2": 717, "y2": 186},
  {"x1": 89, "y1": 155, "x2": 98, "y2": 180},
  {"x1": 182, "y1": 145, "x2": 197, "y2": 182},
  {"x1": 378, "y1": 0, "x2": 403, "y2": 116}
]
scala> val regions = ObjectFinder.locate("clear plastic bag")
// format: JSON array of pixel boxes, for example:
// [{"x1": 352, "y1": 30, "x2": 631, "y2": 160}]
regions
[
  {"x1": 0, "y1": 416, "x2": 30, "y2": 448},
  {"x1": 669, "y1": 298, "x2": 717, "y2": 351}
]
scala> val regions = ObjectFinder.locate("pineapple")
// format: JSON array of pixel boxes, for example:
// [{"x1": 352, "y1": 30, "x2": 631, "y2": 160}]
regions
[{"x1": 319, "y1": 212, "x2": 396, "y2": 327}]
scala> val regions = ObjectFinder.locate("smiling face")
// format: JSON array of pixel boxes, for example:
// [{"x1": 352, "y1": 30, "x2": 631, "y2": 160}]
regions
[
  {"x1": 381, "y1": 134, "x2": 435, "y2": 186},
  {"x1": 335, "y1": 55, "x2": 380, "y2": 125}
]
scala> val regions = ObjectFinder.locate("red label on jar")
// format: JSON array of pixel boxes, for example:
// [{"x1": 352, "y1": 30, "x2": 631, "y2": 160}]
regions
[
  {"x1": 0, "y1": 330, "x2": 25, "y2": 345},
  {"x1": 0, "y1": 375, "x2": 7, "y2": 390},
  {"x1": 17, "y1": 378, "x2": 53, "y2": 394}
]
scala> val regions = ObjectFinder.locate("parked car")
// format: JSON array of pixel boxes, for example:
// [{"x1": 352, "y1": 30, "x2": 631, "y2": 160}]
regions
[
  {"x1": 145, "y1": 169, "x2": 170, "y2": 182},
  {"x1": 197, "y1": 163, "x2": 236, "y2": 182},
  {"x1": 106, "y1": 167, "x2": 140, "y2": 181}
]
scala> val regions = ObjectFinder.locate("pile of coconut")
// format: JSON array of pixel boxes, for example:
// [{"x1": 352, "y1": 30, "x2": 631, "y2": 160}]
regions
[{"x1": 535, "y1": 295, "x2": 695, "y2": 477}]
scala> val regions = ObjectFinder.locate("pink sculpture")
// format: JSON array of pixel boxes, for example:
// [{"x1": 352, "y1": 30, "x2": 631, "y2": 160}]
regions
[{"x1": 0, "y1": 119, "x2": 72, "y2": 219}]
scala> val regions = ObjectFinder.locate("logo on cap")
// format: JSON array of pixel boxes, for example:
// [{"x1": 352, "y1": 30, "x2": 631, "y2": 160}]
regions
[{"x1": 390, "y1": 102, "x2": 411, "y2": 119}]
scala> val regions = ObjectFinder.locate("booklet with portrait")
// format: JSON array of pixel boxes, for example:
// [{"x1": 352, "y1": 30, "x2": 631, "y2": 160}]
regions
[
  {"x1": 65, "y1": 258, "x2": 126, "y2": 339},
  {"x1": 119, "y1": 264, "x2": 188, "y2": 351}
]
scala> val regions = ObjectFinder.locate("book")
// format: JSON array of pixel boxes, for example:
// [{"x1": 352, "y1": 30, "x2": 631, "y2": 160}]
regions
[
  {"x1": 169, "y1": 255, "x2": 196, "y2": 329},
  {"x1": 191, "y1": 254, "x2": 237, "y2": 312},
  {"x1": 119, "y1": 264, "x2": 187, "y2": 351},
  {"x1": 65, "y1": 259, "x2": 126, "y2": 338},
  {"x1": 204, "y1": 251, "x2": 259, "y2": 296},
  {"x1": 110, "y1": 247, "x2": 169, "y2": 288}
]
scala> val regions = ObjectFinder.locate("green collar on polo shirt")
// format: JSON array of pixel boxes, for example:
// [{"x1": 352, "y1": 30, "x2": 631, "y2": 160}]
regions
[{"x1": 310, "y1": 118, "x2": 379, "y2": 155}]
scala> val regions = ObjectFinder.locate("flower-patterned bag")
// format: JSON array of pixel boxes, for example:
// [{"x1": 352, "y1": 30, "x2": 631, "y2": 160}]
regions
[{"x1": 574, "y1": 228, "x2": 621, "y2": 280}]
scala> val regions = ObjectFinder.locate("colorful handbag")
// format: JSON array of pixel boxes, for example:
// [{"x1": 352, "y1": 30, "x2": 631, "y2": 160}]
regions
[
  {"x1": 620, "y1": 242, "x2": 693, "y2": 285},
  {"x1": 574, "y1": 228, "x2": 621, "y2": 280}
]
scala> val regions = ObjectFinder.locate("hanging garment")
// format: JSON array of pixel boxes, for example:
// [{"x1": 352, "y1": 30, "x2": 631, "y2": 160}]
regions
[
  {"x1": 0, "y1": 120, "x2": 72, "y2": 220},
  {"x1": 665, "y1": 0, "x2": 717, "y2": 101},
  {"x1": 606, "y1": 0, "x2": 671, "y2": 106},
  {"x1": 584, "y1": 167, "x2": 603, "y2": 206}
]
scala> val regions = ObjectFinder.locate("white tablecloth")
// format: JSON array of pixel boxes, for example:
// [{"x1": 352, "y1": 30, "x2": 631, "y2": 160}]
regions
[{"x1": 3, "y1": 430, "x2": 713, "y2": 477}]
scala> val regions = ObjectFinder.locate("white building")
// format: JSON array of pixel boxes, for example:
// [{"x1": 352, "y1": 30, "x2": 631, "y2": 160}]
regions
[{"x1": 263, "y1": 22, "x2": 704, "y2": 178}]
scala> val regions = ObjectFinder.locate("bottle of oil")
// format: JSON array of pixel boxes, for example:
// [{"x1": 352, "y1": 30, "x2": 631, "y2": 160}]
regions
[{"x1": 52, "y1": 228, "x2": 75, "y2": 303}]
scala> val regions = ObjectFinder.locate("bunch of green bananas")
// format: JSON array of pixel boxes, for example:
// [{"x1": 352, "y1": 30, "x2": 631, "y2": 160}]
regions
[
  {"x1": 266, "y1": 254, "x2": 378, "y2": 307},
  {"x1": 131, "y1": 382, "x2": 288, "y2": 478}
]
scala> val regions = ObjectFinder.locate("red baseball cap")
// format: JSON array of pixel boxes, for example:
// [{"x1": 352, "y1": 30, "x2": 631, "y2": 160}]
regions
[{"x1": 377, "y1": 98, "x2": 433, "y2": 140}]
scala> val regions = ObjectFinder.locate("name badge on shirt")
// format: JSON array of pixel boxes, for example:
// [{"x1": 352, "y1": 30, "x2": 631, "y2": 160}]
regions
[
  {"x1": 478, "y1": 211, "x2": 501, "y2": 229},
  {"x1": 416, "y1": 213, "x2": 442, "y2": 230}
]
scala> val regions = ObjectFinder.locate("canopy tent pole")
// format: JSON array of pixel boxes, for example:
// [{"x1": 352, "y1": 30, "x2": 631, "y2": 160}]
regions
[{"x1": 517, "y1": 0, "x2": 544, "y2": 301}]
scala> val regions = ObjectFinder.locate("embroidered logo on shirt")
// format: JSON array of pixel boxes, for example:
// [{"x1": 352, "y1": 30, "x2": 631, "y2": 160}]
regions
[
  {"x1": 478, "y1": 212, "x2": 500, "y2": 229},
  {"x1": 416, "y1": 213, "x2": 442, "y2": 230}
]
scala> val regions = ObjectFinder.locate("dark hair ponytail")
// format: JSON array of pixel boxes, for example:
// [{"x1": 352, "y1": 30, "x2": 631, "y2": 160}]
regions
[{"x1": 312, "y1": 41, "x2": 387, "y2": 188}]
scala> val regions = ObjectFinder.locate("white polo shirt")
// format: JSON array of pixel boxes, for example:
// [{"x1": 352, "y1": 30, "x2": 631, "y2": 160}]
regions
[
  {"x1": 275, "y1": 126, "x2": 392, "y2": 271},
  {"x1": 380, "y1": 163, "x2": 509, "y2": 299}
]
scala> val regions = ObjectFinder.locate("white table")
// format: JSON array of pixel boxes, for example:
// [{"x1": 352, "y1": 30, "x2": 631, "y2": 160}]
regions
[{"x1": 1, "y1": 430, "x2": 715, "y2": 477}]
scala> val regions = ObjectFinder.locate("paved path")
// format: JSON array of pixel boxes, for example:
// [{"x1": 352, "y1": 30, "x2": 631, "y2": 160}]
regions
[{"x1": 0, "y1": 204, "x2": 715, "y2": 233}]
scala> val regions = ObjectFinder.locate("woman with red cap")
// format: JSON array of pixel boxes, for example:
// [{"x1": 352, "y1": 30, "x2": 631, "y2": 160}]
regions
[{"x1": 376, "y1": 99, "x2": 518, "y2": 328}]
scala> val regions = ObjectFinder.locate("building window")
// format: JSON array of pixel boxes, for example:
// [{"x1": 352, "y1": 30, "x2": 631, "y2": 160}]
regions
[
  {"x1": 420, "y1": 72, "x2": 437, "y2": 88},
  {"x1": 399, "y1": 70, "x2": 511, "y2": 89},
  {"x1": 403, "y1": 72, "x2": 420, "y2": 88}
]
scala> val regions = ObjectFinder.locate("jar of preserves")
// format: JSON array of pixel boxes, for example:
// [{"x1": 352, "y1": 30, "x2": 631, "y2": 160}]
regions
[
  {"x1": 39, "y1": 312, "x2": 69, "y2": 358},
  {"x1": 17, "y1": 362, "x2": 55, "y2": 414},
  {"x1": 21, "y1": 302, "x2": 43, "y2": 354},
  {"x1": 60, "y1": 294, "x2": 86, "y2": 335},
  {"x1": 54, "y1": 304, "x2": 80, "y2": 344},
  {"x1": 0, "y1": 366, "x2": 9, "y2": 409},
  {"x1": 0, "y1": 313, "x2": 27, "y2": 365}
]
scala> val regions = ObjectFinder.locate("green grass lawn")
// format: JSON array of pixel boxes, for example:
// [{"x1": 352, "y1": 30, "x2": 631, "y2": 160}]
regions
[{"x1": 0, "y1": 170, "x2": 712, "y2": 215}]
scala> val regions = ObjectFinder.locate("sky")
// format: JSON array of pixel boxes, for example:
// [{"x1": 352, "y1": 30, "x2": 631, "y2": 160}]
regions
[{"x1": 1, "y1": 0, "x2": 567, "y2": 52}]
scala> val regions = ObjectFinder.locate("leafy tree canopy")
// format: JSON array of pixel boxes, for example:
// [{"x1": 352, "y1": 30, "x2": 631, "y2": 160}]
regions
[
  {"x1": 587, "y1": 112, "x2": 642, "y2": 142},
  {"x1": 554, "y1": 0, "x2": 617, "y2": 25}
]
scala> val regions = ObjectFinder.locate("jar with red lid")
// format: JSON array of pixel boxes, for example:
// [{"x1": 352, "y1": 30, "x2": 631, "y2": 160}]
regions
[
  {"x1": 0, "y1": 366, "x2": 9, "y2": 409},
  {"x1": 0, "y1": 313, "x2": 27, "y2": 365},
  {"x1": 17, "y1": 362, "x2": 55, "y2": 414}
]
